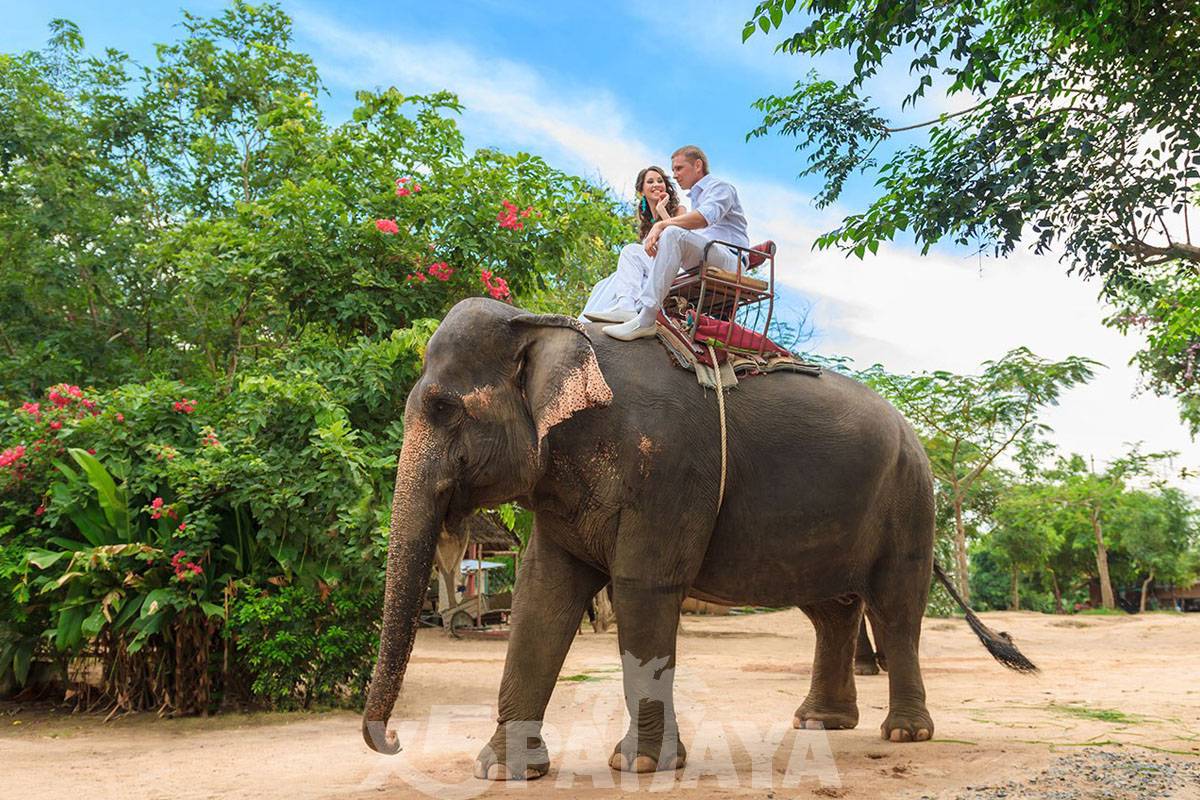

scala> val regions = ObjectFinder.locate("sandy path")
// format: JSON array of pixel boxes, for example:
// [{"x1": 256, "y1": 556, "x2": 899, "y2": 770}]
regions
[{"x1": 2, "y1": 610, "x2": 1198, "y2": 799}]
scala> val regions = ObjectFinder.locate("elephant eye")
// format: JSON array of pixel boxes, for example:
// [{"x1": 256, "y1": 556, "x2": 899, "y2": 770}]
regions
[{"x1": 424, "y1": 394, "x2": 462, "y2": 425}]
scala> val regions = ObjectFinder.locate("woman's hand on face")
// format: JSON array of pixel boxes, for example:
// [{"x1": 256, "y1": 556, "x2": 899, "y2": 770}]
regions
[{"x1": 654, "y1": 193, "x2": 671, "y2": 218}]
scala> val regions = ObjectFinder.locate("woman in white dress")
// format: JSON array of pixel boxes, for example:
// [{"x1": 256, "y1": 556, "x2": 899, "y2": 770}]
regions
[{"x1": 581, "y1": 165, "x2": 686, "y2": 321}]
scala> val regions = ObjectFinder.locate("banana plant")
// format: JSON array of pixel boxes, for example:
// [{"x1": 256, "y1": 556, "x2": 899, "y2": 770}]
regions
[{"x1": 24, "y1": 449, "x2": 220, "y2": 665}]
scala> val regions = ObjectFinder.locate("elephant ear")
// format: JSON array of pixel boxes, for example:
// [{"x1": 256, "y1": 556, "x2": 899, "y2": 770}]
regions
[{"x1": 509, "y1": 313, "x2": 614, "y2": 445}]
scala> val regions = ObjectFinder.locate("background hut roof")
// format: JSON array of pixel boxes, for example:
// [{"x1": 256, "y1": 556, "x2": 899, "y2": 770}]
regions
[{"x1": 461, "y1": 514, "x2": 520, "y2": 549}]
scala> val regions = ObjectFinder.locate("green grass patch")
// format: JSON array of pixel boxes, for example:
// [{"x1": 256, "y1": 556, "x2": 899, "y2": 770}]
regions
[
  {"x1": 1076, "y1": 608, "x2": 1127, "y2": 616},
  {"x1": 1049, "y1": 703, "x2": 1142, "y2": 724}
]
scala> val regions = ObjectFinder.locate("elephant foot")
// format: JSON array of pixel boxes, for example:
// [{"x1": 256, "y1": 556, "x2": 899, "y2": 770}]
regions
[
  {"x1": 854, "y1": 658, "x2": 880, "y2": 676},
  {"x1": 880, "y1": 707, "x2": 934, "y2": 743},
  {"x1": 793, "y1": 697, "x2": 859, "y2": 730},
  {"x1": 609, "y1": 734, "x2": 686, "y2": 773},
  {"x1": 473, "y1": 725, "x2": 550, "y2": 781}
]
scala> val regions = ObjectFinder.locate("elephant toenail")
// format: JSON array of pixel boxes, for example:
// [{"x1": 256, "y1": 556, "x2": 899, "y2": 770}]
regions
[
  {"x1": 633, "y1": 755, "x2": 657, "y2": 772},
  {"x1": 792, "y1": 716, "x2": 803, "y2": 729},
  {"x1": 915, "y1": 728, "x2": 931, "y2": 741},
  {"x1": 486, "y1": 763, "x2": 509, "y2": 780}
]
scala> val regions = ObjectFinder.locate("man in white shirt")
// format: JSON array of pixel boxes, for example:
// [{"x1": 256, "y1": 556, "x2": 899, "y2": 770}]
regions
[{"x1": 587, "y1": 146, "x2": 750, "y2": 341}]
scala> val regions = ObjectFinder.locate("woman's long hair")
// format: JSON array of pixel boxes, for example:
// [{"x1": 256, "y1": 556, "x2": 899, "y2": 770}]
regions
[{"x1": 635, "y1": 166, "x2": 680, "y2": 241}]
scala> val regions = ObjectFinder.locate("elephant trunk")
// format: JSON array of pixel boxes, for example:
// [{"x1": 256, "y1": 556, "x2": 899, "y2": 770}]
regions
[{"x1": 362, "y1": 423, "x2": 443, "y2": 754}]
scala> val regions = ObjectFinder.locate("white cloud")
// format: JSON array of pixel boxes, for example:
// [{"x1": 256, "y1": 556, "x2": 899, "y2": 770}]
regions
[
  {"x1": 293, "y1": 6, "x2": 1199, "y2": 493},
  {"x1": 292, "y1": 7, "x2": 655, "y2": 198}
]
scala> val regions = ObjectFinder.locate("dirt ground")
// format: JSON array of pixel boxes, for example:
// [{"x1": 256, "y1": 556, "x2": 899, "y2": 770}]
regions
[{"x1": 2, "y1": 610, "x2": 1199, "y2": 799}]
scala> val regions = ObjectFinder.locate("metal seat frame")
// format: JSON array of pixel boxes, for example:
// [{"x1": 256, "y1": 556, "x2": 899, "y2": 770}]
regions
[{"x1": 667, "y1": 239, "x2": 776, "y2": 357}]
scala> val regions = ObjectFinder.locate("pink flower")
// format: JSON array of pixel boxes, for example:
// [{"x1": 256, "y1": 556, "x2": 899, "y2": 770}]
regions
[
  {"x1": 189, "y1": 562, "x2": 202, "y2": 575},
  {"x1": 34, "y1": 504, "x2": 46, "y2": 517},
  {"x1": 480, "y1": 269, "x2": 511, "y2": 301},
  {"x1": 487, "y1": 277, "x2": 510, "y2": 300},
  {"x1": 412, "y1": 183, "x2": 422, "y2": 193},
  {"x1": 395, "y1": 187, "x2": 410, "y2": 197},
  {"x1": 49, "y1": 421, "x2": 62, "y2": 431},
  {"x1": 19, "y1": 402, "x2": 40, "y2": 420},
  {"x1": 81, "y1": 399, "x2": 96, "y2": 411},
  {"x1": 178, "y1": 522, "x2": 187, "y2": 532},
  {"x1": 375, "y1": 218, "x2": 400, "y2": 235},
  {"x1": 150, "y1": 497, "x2": 165, "y2": 520},
  {"x1": 405, "y1": 272, "x2": 428, "y2": 284},
  {"x1": 173, "y1": 399, "x2": 196, "y2": 414},
  {"x1": 86, "y1": 448, "x2": 96, "y2": 455},
  {"x1": 427, "y1": 262, "x2": 454, "y2": 281},
  {"x1": 115, "y1": 413, "x2": 125, "y2": 423}
]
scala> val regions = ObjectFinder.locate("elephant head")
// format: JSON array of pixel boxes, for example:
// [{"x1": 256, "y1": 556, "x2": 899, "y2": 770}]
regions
[{"x1": 362, "y1": 298, "x2": 612, "y2": 753}]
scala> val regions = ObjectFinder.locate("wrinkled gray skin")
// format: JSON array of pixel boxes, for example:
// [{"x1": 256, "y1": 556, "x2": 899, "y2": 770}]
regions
[{"x1": 363, "y1": 298, "x2": 939, "y2": 779}]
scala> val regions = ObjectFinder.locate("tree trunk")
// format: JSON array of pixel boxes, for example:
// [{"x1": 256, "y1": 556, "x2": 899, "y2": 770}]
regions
[
  {"x1": 1049, "y1": 569, "x2": 1064, "y2": 614},
  {"x1": 1139, "y1": 568, "x2": 1155, "y2": 613},
  {"x1": 953, "y1": 496, "x2": 970, "y2": 604},
  {"x1": 1091, "y1": 507, "x2": 1115, "y2": 610},
  {"x1": 1010, "y1": 565, "x2": 1020, "y2": 611}
]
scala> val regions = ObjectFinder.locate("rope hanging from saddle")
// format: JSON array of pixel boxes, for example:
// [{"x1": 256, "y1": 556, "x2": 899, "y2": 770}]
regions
[{"x1": 708, "y1": 344, "x2": 728, "y2": 514}]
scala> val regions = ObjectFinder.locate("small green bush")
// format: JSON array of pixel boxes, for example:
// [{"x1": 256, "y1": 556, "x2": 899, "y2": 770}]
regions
[{"x1": 230, "y1": 585, "x2": 380, "y2": 709}]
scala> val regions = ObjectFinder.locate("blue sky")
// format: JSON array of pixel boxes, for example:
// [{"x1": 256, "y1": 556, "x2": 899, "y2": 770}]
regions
[{"x1": 4, "y1": 1, "x2": 1198, "y2": 485}]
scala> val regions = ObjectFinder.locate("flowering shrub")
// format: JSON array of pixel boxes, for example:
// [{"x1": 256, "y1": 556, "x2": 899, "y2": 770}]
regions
[
  {"x1": 426, "y1": 262, "x2": 454, "y2": 282},
  {"x1": 0, "y1": 2, "x2": 632, "y2": 712},
  {"x1": 480, "y1": 269, "x2": 511, "y2": 301},
  {"x1": 496, "y1": 199, "x2": 536, "y2": 231}
]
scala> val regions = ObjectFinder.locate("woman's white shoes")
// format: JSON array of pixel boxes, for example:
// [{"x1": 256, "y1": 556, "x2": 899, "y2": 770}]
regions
[
  {"x1": 602, "y1": 317, "x2": 658, "y2": 341},
  {"x1": 583, "y1": 308, "x2": 636, "y2": 324}
]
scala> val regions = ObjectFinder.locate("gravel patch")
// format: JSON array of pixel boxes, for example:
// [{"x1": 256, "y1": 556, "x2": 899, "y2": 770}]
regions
[{"x1": 946, "y1": 749, "x2": 1200, "y2": 799}]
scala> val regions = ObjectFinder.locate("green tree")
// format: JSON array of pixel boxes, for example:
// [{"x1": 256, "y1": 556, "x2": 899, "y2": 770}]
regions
[
  {"x1": 743, "y1": 1, "x2": 1200, "y2": 429},
  {"x1": 991, "y1": 481, "x2": 1058, "y2": 610},
  {"x1": 1044, "y1": 447, "x2": 1176, "y2": 610},
  {"x1": 860, "y1": 348, "x2": 1096, "y2": 602},
  {"x1": 1112, "y1": 486, "x2": 1198, "y2": 611},
  {"x1": 0, "y1": 3, "x2": 630, "y2": 396},
  {"x1": 0, "y1": 3, "x2": 630, "y2": 710}
]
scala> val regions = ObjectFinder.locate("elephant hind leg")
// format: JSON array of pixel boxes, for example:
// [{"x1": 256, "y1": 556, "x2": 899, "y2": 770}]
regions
[
  {"x1": 854, "y1": 617, "x2": 881, "y2": 676},
  {"x1": 869, "y1": 563, "x2": 934, "y2": 743},
  {"x1": 794, "y1": 598, "x2": 862, "y2": 730}
]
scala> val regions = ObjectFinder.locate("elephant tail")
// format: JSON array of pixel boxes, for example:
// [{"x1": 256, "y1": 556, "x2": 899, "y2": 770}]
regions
[{"x1": 933, "y1": 561, "x2": 1039, "y2": 674}]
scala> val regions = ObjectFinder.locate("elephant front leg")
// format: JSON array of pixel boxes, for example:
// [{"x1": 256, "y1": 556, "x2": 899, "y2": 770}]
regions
[
  {"x1": 795, "y1": 599, "x2": 862, "y2": 730},
  {"x1": 609, "y1": 577, "x2": 687, "y2": 773},
  {"x1": 474, "y1": 525, "x2": 606, "y2": 781}
]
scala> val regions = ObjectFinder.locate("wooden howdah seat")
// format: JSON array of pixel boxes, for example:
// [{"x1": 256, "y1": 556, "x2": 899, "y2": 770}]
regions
[{"x1": 667, "y1": 239, "x2": 776, "y2": 354}]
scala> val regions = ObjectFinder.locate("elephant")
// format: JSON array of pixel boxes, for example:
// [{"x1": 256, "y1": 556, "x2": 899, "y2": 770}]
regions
[
  {"x1": 361, "y1": 297, "x2": 1036, "y2": 780},
  {"x1": 855, "y1": 617, "x2": 887, "y2": 675}
]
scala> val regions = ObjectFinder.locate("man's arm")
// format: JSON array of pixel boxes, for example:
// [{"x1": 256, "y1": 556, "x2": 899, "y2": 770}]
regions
[
  {"x1": 645, "y1": 180, "x2": 737, "y2": 254},
  {"x1": 644, "y1": 209, "x2": 708, "y2": 255},
  {"x1": 658, "y1": 209, "x2": 708, "y2": 231}
]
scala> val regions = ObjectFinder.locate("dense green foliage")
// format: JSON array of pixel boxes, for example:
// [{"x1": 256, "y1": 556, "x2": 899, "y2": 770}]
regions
[
  {"x1": 0, "y1": 3, "x2": 629, "y2": 711},
  {"x1": 744, "y1": 0, "x2": 1200, "y2": 431}
]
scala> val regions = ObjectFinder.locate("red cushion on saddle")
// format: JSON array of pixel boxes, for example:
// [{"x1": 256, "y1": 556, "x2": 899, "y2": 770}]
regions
[
  {"x1": 692, "y1": 314, "x2": 790, "y2": 356},
  {"x1": 746, "y1": 240, "x2": 776, "y2": 269}
]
